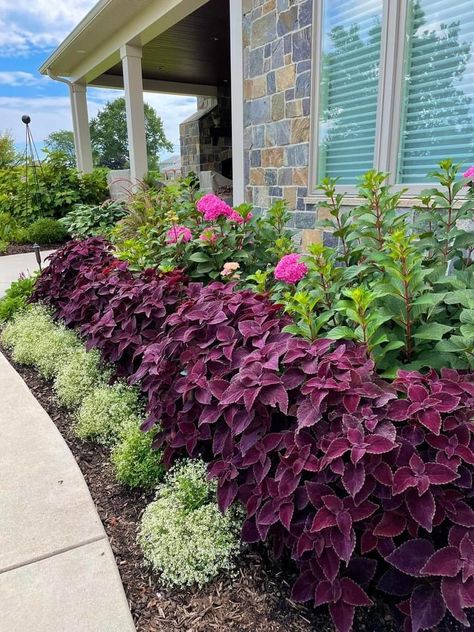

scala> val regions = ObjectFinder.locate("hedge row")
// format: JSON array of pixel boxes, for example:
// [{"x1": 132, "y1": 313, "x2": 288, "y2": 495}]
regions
[{"x1": 32, "y1": 238, "x2": 474, "y2": 632}]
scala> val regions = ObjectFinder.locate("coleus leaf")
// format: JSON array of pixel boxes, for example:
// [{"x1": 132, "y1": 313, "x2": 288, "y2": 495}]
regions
[
  {"x1": 410, "y1": 584, "x2": 446, "y2": 632},
  {"x1": 421, "y1": 547, "x2": 462, "y2": 577},
  {"x1": 441, "y1": 576, "x2": 470, "y2": 626},
  {"x1": 373, "y1": 511, "x2": 407, "y2": 538},
  {"x1": 405, "y1": 489, "x2": 435, "y2": 532},
  {"x1": 385, "y1": 539, "x2": 435, "y2": 577}
]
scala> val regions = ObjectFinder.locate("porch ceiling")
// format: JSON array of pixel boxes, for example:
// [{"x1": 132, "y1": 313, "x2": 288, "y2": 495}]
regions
[
  {"x1": 40, "y1": 0, "x2": 229, "y2": 95},
  {"x1": 100, "y1": 0, "x2": 230, "y2": 88}
]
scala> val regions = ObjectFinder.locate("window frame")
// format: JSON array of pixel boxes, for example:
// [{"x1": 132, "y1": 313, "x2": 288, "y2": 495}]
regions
[{"x1": 307, "y1": 0, "x2": 471, "y2": 203}]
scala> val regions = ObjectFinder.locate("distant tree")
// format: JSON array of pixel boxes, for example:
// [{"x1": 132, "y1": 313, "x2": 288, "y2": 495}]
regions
[
  {"x1": 44, "y1": 130, "x2": 76, "y2": 166},
  {"x1": 90, "y1": 97, "x2": 173, "y2": 170},
  {"x1": 0, "y1": 130, "x2": 19, "y2": 168}
]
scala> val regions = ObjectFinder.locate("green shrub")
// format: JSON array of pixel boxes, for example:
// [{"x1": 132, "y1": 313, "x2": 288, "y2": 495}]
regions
[
  {"x1": 74, "y1": 382, "x2": 142, "y2": 444},
  {"x1": 0, "y1": 152, "x2": 108, "y2": 223},
  {"x1": 0, "y1": 212, "x2": 18, "y2": 241},
  {"x1": 60, "y1": 200, "x2": 127, "y2": 239},
  {"x1": 27, "y1": 218, "x2": 69, "y2": 244},
  {"x1": 111, "y1": 422, "x2": 164, "y2": 488},
  {"x1": 54, "y1": 347, "x2": 110, "y2": 409},
  {"x1": 138, "y1": 460, "x2": 241, "y2": 587},
  {"x1": 12, "y1": 227, "x2": 31, "y2": 244},
  {"x1": 0, "y1": 305, "x2": 56, "y2": 365},
  {"x1": 0, "y1": 275, "x2": 37, "y2": 323},
  {"x1": 270, "y1": 161, "x2": 474, "y2": 375},
  {"x1": 0, "y1": 239, "x2": 9, "y2": 254}
]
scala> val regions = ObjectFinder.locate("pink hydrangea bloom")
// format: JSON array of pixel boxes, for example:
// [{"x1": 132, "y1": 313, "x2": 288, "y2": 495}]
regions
[
  {"x1": 196, "y1": 194, "x2": 233, "y2": 221},
  {"x1": 229, "y1": 211, "x2": 244, "y2": 224},
  {"x1": 166, "y1": 225, "x2": 193, "y2": 245},
  {"x1": 463, "y1": 166, "x2": 474, "y2": 180},
  {"x1": 229, "y1": 210, "x2": 254, "y2": 224},
  {"x1": 200, "y1": 228, "x2": 217, "y2": 245},
  {"x1": 274, "y1": 253, "x2": 308, "y2": 284}
]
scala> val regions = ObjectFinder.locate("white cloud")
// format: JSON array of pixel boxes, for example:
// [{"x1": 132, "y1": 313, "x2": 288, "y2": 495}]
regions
[
  {"x1": 0, "y1": 0, "x2": 95, "y2": 56},
  {"x1": 0, "y1": 71, "x2": 47, "y2": 86}
]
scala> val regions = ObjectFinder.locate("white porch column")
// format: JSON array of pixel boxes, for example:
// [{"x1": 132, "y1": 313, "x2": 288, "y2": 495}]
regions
[
  {"x1": 230, "y1": 0, "x2": 245, "y2": 205},
  {"x1": 69, "y1": 83, "x2": 93, "y2": 173},
  {"x1": 120, "y1": 44, "x2": 148, "y2": 183}
]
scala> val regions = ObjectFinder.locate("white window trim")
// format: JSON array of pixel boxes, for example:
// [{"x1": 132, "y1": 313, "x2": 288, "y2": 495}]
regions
[{"x1": 307, "y1": 0, "x2": 471, "y2": 204}]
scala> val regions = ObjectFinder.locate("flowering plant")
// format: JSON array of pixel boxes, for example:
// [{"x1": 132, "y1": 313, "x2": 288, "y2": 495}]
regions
[
  {"x1": 463, "y1": 165, "x2": 474, "y2": 180},
  {"x1": 155, "y1": 194, "x2": 293, "y2": 283},
  {"x1": 274, "y1": 253, "x2": 308, "y2": 284},
  {"x1": 165, "y1": 225, "x2": 192, "y2": 244},
  {"x1": 111, "y1": 179, "x2": 292, "y2": 283},
  {"x1": 196, "y1": 193, "x2": 233, "y2": 221}
]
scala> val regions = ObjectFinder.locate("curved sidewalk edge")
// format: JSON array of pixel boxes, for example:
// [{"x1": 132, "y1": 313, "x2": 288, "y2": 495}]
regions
[
  {"x1": 0, "y1": 250, "x2": 56, "y2": 298},
  {"x1": 0, "y1": 351, "x2": 136, "y2": 632}
]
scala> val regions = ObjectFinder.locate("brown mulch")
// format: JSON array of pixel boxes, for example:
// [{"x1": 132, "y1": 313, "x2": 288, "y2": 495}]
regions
[
  {"x1": 13, "y1": 347, "x2": 469, "y2": 632},
  {"x1": 0, "y1": 243, "x2": 66, "y2": 257}
]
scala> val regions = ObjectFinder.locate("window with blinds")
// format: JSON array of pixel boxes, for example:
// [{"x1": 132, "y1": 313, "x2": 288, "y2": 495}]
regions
[
  {"x1": 317, "y1": 0, "x2": 383, "y2": 184},
  {"x1": 397, "y1": 0, "x2": 474, "y2": 183}
]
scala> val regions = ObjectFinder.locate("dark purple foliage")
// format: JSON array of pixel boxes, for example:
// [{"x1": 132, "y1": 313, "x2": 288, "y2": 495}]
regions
[
  {"x1": 32, "y1": 241, "x2": 474, "y2": 632},
  {"x1": 32, "y1": 238, "x2": 186, "y2": 375}
]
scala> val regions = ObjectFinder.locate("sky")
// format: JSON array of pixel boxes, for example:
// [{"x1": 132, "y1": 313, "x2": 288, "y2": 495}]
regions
[{"x1": 0, "y1": 0, "x2": 197, "y2": 159}]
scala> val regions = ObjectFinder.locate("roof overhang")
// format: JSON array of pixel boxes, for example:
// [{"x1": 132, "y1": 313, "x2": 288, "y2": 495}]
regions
[{"x1": 40, "y1": 0, "x2": 225, "y2": 96}]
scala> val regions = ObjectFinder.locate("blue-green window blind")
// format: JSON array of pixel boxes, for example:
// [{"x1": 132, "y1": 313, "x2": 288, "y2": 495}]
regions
[
  {"x1": 317, "y1": 0, "x2": 383, "y2": 184},
  {"x1": 397, "y1": 0, "x2": 474, "y2": 183}
]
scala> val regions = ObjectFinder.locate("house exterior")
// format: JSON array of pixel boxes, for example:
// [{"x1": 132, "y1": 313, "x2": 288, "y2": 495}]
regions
[{"x1": 41, "y1": 0, "x2": 474, "y2": 230}]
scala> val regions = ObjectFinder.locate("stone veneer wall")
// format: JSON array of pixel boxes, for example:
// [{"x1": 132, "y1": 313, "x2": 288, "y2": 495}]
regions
[
  {"x1": 180, "y1": 91, "x2": 233, "y2": 178},
  {"x1": 242, "y1": 0, "x2": 315, "y2": 229}
]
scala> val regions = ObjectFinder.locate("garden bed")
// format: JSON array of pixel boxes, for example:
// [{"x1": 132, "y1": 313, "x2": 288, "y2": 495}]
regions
[
  {"x1": 0, "y1": 242, "x2": 66, "y2": 257},
  {"x1": 2, "y1": 160, "x2": 473, "y2": 632},
  {"x1": 2, "y1": 346, "x2": 404, "y2": 632}
]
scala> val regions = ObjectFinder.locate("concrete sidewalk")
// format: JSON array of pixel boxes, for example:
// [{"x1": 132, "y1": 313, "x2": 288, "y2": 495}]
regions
[
  {"x1": 0, "y1": 352, "x2": 136, "y2": 631},
  {"x1": 0, "y1": 250, "x2": 55, "y2": 298}
]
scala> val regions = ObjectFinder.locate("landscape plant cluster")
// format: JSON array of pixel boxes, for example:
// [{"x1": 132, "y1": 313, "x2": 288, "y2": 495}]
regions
[
  {"x1": 0, "y1": 213, "x2": 69, "y2": 254},
  {"x1": 264, "y1": 162, "x2": 474, "y2": 376},
  {"x1": 60, "y1": 200, "x2": 127, "y2": 239},
  {"x1": 30, "y1": 236, "x2": 474, "y2": 632},
  {"x1": 0, "y1": 151, "x2": 108, "y2": 223},
  {"x1": 139, "y1": 459, "x2": 242, "y2": 587},
  {"x1": 0, "y1": 303, "x2": 240, "y2": 582},
  {"x1": 0, "y1": 150, "x2": 108, "y2": 253},
  {"x1": 0, "y1": 274, "x2": 38, "y2": 322},
  {"x1": 111, "y1": 176, "x2": 293, "y2": 278},
  {"x1": 0, "y1": 304, "x2": 161, "y2": 489}
]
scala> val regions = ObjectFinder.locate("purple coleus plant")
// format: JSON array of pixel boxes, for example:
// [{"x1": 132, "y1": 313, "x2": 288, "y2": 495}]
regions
[{"x1": 31, "y1": 241, "x2": 474, "y2": 632}]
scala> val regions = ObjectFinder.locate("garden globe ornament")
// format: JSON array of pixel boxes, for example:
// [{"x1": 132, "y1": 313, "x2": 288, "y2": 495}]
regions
[{"x1": 21, "y1": 114, "x2": 44, "y2": 220}]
